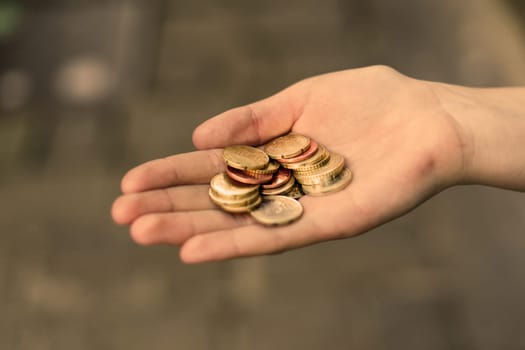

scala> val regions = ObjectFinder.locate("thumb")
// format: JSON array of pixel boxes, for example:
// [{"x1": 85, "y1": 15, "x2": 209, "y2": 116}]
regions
[{"x1": 192, "y1": 84, "x2": 306, "y2": 149}]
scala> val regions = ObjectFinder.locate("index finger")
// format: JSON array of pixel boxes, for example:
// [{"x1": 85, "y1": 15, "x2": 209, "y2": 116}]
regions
[{"x1": 121, "y1": 149, "x2": 226, "y2": 194}]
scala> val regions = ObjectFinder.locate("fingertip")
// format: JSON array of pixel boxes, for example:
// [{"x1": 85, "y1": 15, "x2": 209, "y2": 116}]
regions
[
  {"x1": 179, "y1": 251, "x2": 199, "y2": 264},
  {"x1": 179, "y1": 236, "x2": 212, "y2": 264},
  {"x1": 130, "y1": 215, "x2": 160, "y2": 246},
  {"x1": 111, "y1": 195, "x2": 133, "y2": 225},
  {"x1": 120, "y1": 168, "x2": 140, "y2": 193},
  {"x1": 121, "y1": 165, "x2": 155, "y2": 194},
  {"x1": 192, "y1": 95, "x2": 297, "y2": 149},
  {"x1": 191, "y1": 122, "x2": 211, "y2": 150}
]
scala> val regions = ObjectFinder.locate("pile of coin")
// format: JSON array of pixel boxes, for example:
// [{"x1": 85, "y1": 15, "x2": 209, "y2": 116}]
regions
[
  {"x1": 263, "y1": 134, "x2": 352, "y2": 196},
  {"x1": 208, "y1": 134, "x2": 352, "y2": 225},
  {"x1": 208, "y1": 173, "x2": 262, "y2": 213}
]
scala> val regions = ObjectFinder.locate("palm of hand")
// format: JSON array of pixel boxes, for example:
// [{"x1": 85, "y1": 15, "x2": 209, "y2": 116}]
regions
[{"x1": 112, "y1": 66, "x2": 463, "y2": 263}]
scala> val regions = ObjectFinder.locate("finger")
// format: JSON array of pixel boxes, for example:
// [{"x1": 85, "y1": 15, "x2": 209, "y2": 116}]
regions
[
  {"x1": 179, "y1": 211, "x2": 324, "y2": 264},
  {"x1": 121, "y1": 149, "x2": 225, "y2": 193},
  {"x1": 112, "y1": 185, "x2": 214, "y2": 225},
  {"x1": 129, "y1": 210, "x2": 255, "y2": 246},
  {"x1": 192, "y1": 82, "x2": 309, "y2": 149},
  {"x1": 178, "y1": 191, "x2": 373, "y2": 263}
]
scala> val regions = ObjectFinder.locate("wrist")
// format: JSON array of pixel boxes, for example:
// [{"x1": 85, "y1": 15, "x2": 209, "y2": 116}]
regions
[{"x1": 431, "y1": 82, "x2": 525, "y2": 191}]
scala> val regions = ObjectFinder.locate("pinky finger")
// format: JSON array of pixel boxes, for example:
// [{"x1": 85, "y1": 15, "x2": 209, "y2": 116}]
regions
[
  {"x1": 179, "y1": 215, "x2": 323, "y2": 264},
  {"x1": 130, "y1": 210, "x2": 254, "y2": 246}
]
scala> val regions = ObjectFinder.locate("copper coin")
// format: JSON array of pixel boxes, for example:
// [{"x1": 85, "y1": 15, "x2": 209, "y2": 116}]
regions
[
  {"x1": 261, "y1": 176, "x2": 295, "y2": 195},
  {"x1": 226, "y1": 166, "x2": 273, "y2": 185},
  {"x1": 281, "y1": 145, "x2": 329, "y2": 170},
  {"x1": 262, "y1": 168, "x2": 292, "y2": 189},
  {"x1": 278, "y1": 140, "x2": 319, "y2": 164}
]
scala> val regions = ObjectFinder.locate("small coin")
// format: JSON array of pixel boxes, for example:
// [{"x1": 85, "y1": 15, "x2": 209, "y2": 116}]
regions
[
  {"x1": 301, "y1": 167, "x2": 352, "y2": 196},
  {"x1": 294, "y1": 152, "x2": 345, "y2": 185},
  {"x1": 244, "y1": 160, "x2": 280, "y2": 176},
  {"x1": 278, "y1": 140, "x2": 319, "y2": 164},
  {"x1": 210, "y1": 173, "x2": 259, "y2": 198},
  {"x1": 223, "y1": 145, "x2": 269, "y2": 170},
  {"x1": 209, "y1": 187, "x2": 261, "y2": 206},
  {"x1": 250, "y1": 195, "x2": 303, "y2": 225},
  {"x1": 261, "y1": 176, "x2": 296, "y2": 196},
  {"x1": 217, "y1": 196, "x2": 263, "y2": 213},
  {"x1": 284, "y1": 184, "x2": 304, "y2": 199},
  {"x1": 262, "y1": 168, "x2": 292, "y2": 189},
  {"x1": 226, "y1": 166, "x2": 273, "y2": 185},
  {"x1": 264, "y1": 134, "x2": 311, "y2": 160},
  {"x1": 282, "y1": 145, "x2": 330, "y2": 171}
]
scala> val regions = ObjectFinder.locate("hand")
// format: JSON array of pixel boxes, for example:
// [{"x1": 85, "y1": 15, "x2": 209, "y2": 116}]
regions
[{"x1": 111, "y1": 66, "x2": 471, "y2": 263}]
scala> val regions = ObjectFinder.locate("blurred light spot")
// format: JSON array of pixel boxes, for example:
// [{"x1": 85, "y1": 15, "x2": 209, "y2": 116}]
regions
[
  {"x1": 0, "y1": 2, "x2": 22, "y2": 39},
  {"x1": 53, "y1": 56, "x2": 114, "y2": 105},
  {"x1": 0, "y1": 69, "x2": 32, "y2": 110}
]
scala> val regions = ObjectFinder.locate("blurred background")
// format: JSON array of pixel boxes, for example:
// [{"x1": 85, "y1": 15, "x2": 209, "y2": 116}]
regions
[{"x1": 1, "y1": 0, "x2": 525, "y2": 349}]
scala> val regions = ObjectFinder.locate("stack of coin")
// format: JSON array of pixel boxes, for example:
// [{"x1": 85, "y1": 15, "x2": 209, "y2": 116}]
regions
[
  {"x1": 208, "y1": 134, "x2": 352, "y2": 225},
  {"x1": 209, "y1": 173, "x2": 262, "y2": 213},
  {"x1": 208, "y1": 145, "x2": 270, "y2": 213},
  {"x1": 222, "y1": 144, "x2": 302, "y2": 200},
  {"x1": 263, "y1": 134, "x2": 352, "y2": 196},
  {"x1": 260, "y1": 168, "x2": 301, "y2": 198}
]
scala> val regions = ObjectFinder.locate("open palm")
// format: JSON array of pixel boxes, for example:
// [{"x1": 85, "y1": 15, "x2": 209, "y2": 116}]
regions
[{"x1": 112, "y1": 66, "x2": 465, "y2": 263}]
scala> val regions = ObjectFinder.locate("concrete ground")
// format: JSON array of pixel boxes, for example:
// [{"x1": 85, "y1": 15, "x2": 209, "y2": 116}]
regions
[{"x1": 1, "y1": 0, "x2": 525, "y2": 349}]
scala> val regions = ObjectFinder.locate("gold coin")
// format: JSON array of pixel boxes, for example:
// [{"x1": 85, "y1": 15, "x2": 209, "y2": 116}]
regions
[
  {"x1": 264, "y1": 134, "x2": 311, "y2": 160},
  {"x1": 223, "y1": 145, "x2": 269, "y2": 170},
  {"x1": 250, "y1": 195, "x2": 303, "y2": 225},
  {"x1": 301, "y1": 167, "x2": 352, "y2": 196},
  {"x1": 244, "y1": 160, "x2": 280, "y2": 176},
  {"x1": 210, "y1": 173, "x2": 259, "y2": 199},
  {"x1": 294, "y1": 153, "x2": 345, "y2": 185},
  {"x1": 283, "y1": 184, "x2": 304, "y2": 199},
  {"x1": 208, "y1": 188, "x2": 260, "y2": 206},
  {"x1": 281, "y1": 145, "x2": 329, "y2": 171},
  {"x1": 261, "y1": 176, "x2": 296, "y2": 196},
  {"x1": 217, "y1": 196, "x2": 263, "y2": 213}
]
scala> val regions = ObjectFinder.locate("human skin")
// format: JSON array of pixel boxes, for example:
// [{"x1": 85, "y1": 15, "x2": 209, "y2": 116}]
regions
[{"x1": 111, "y1": 66, "x2": 525, "y2": 263}]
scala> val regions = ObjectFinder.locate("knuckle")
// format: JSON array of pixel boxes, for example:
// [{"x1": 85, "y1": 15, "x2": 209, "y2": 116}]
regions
[
  {"x1": 206, "y1": 149, "x2": 227, "y2": 174},
  {"x1": 368, "y1": 64, "x2": 399, "y2": 75},
  {"x1": 246, "y1": 104, "x2": 264, "y2": 145},
  {"x1": 232, "y1": 213, "x2": 254, "y2": 226}
]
